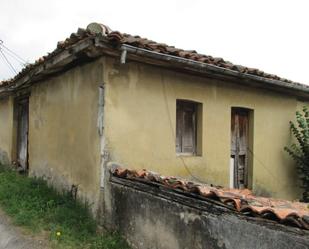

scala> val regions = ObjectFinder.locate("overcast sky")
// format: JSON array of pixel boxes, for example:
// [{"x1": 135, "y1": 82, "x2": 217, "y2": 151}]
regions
[{"x1": 1, "y1": 0, "x2": 309, "y2": 84}]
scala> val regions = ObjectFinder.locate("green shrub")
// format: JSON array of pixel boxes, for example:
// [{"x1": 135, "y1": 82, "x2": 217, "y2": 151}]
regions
[{"x1": 285, "y1": 106, "x2": 309, "y2": 202}]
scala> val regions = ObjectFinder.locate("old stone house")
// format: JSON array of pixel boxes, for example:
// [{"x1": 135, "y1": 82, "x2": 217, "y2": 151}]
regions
[{"x1": 0, "y1": 23, "x2": 308, "y2": 211}]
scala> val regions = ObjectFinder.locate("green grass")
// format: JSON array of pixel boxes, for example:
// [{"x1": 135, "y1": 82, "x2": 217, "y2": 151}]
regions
[{"x1": 0, "y1": 164, "x2": 130, "y2": 249}]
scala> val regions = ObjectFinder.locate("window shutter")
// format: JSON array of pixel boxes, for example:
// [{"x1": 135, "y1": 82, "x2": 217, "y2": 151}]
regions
[
  {"x1": 176, "y1": 101, "x2": 197, "y2": 155},
  {"x1": 231, "y1": 112, "x2": 237, "y2": 155},
  {"x1": 182, "y1": 109, "x2": 195, "y2": 153},
  {"x1": 238, "y1": 114, "x2": 248, "y2": 155},
  {"x1": 176, "y1": 105, "x2": 183, "y2": 153}
]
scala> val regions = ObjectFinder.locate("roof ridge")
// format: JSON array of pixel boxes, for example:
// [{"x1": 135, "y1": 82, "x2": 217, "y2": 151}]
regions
[{"x1": 0, "y1": 22, "x2": 303, "y2": 90}]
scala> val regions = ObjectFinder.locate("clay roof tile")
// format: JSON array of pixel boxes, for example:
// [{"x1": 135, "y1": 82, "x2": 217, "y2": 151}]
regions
[{"x1": 112, "y1": 167, "x2": 309, "y2": 230}]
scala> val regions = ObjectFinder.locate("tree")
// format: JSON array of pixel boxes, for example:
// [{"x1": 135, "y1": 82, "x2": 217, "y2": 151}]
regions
[{"x1": 285, "y1": 106, "x2": 309, "y2": 202}]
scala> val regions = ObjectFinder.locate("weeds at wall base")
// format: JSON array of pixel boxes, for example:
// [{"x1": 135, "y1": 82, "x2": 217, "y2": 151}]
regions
[{"x1": 0, "y1": 164, "x2": 130, "y2": 249}]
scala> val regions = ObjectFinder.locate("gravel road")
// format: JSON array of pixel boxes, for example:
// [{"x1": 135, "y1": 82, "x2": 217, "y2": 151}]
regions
[{"x1": 0, "y1": 209, "x2": 49, "y2": 249}]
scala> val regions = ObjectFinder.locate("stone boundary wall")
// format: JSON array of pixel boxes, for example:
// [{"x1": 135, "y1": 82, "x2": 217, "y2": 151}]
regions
[{"x1": 101, "y1": 170, "x2": 309, "y2": 249}]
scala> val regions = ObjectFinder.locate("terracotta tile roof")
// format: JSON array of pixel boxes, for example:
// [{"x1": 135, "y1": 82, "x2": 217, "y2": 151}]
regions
[
  {"x1": 0, "y1": 28, "x2": 94, "y2": 88},
  {"x1": 106, "y1": 31, "x2": 294, "y2": 84},
  {"x1": 0, "y1": 22, "x2": 301, "y2": 89},
  {"x1": 111, "y1": 167, "x2": 309, "y2": 230}
]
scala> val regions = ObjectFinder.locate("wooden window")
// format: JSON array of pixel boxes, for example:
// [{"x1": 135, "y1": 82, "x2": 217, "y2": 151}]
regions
[{"x1": 176, "y1": 100, "x2": 198, "y2": 155}]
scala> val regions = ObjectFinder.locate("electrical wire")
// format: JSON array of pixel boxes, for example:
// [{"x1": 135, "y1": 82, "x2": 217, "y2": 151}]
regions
[
  {"x1": 0, "y1": 42, "x2": 27, "y2": 65},
  {"x1": 0, "y1": 48, "x2": 17, "y2": 75},
  {"x1": 0, "y1": 40, "x2": 27, "y2": 64},
  {"x1": 246, "y1": 146, "x2": 280, "y2": 182},
  {"x1": 162, "y1": 75, "x2": 278, "y2": 185},
  {"x1": 0, "y1": 39, "x2": 28, "y2": 78},
  {"x1": 1, "y1": 48, "x2": 26, "y2": 67},
  {"x1": 161, "y1": 76, "x2": 209, "y2": 184}
]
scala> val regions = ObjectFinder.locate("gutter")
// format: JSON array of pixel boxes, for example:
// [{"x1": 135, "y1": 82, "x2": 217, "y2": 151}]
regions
[{"x1": 120, "y1": 44, "x2": 309, "y2": 99}]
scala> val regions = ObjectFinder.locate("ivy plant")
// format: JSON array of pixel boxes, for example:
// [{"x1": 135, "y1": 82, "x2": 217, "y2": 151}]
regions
[{"x1": 285, "y1": 106, "x2": 309, "y2": 202}]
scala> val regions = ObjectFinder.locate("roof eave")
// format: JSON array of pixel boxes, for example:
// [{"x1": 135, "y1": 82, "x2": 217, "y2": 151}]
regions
[
  {"x1": 0, "y1": 36, "x2": 99, "y2": 98},
  {"x1": 118, "y1": 43, "x2": 309, "y2": 100},
  {"x1": 1, "y1": 36, "x2": 309, "y2": 100}
]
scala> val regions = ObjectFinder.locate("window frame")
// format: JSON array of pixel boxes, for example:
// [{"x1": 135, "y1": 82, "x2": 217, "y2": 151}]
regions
[{"x1": 176, "y1": 99, "x2": 200, "y2": 156}]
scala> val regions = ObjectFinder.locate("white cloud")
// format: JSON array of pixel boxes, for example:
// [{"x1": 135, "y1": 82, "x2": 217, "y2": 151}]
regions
[{"x1": 1, "y1": 0, "x2": 309, "y2": 84}]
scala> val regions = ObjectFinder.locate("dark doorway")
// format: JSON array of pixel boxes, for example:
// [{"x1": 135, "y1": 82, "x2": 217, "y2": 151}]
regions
[
  {"x1": 16, "y1": 97, "x2": 29, "y2": 172},
  {"x1": 231, "y1": 107, "x2": 252, "y2": 189}
]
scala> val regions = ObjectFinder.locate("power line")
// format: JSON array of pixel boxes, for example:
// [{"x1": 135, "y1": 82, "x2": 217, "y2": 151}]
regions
[
  {"x1": 0, "y1": 48, "x2": 17, "y2": 75},
  {"x1": 0, "y1": 40, "x2": 27, "y2": 65},
  {"x1": 0, "y1": 39, "x2": 29, "y2": 77},
  {"x1": 246, "y1": 146, "x2": 279, "y2": 182},
  {"x1": 1, "y1": 48, "x2": 26, "y2": 67}
]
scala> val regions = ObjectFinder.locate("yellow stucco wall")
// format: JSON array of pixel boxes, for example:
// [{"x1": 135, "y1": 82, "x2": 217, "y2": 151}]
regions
[
  {"x1": 28, "y1": 60, "x2": 103, "y2": 210},
  {"x1": 103, "y1": 57, "x2": 301, "y2": 200},
  {"x1": 0, "y1": 55, "x2": 304, "y2": 204},
  {"x1": 0, "y1": 96, "x2": 13, "y2": 164}
]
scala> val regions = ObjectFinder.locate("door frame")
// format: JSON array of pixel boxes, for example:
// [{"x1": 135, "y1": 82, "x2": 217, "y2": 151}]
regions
[
  {"x1": 230, "y1": 107, "x2": 254, "y2": 189},
  {"x1": 13, "y1": 93, "x2": 30, "y2": 172}
]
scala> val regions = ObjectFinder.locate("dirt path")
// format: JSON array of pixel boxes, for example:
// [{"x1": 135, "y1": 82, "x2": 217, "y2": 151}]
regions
[{"x1": 0, "y1": 209, "x2": 50, "y2": 249}]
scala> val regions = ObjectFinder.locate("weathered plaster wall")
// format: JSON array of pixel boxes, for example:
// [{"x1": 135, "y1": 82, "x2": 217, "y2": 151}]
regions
[
  {"x1": 0, "y1": 55, "x2": 304, "y2": 207},
  {"x1": 28, "y1": 60, "x2": 103, "y2": 211},
  {"x1": 103, "y1": 57, "x2": 301, "y2": 200},
  {"x1": 0, "y1": 96, "x2": 13, "y2": 165},
  {"x1": 103, "y1": 173, "x2": 309, "y2": 249}
]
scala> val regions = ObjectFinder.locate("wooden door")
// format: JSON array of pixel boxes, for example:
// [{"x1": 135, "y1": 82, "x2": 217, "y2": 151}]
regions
[
  {"x1": 231, "y1": 108, "x2": 249, "y2": 189},
  {"x1": 16, "y1": 98, "x2": 29, "y2": 171}
]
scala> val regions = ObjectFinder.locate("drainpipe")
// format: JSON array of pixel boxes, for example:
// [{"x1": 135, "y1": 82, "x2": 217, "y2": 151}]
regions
[
  {"x1": 120, "y1": 47, "x2": 127, "y2": 64},
  {"x1": 97, "y1": 85, "x2": 106, "y2": 188},
  {"x1": 97, "y1": 85, "x2": 104, "y2": 136}
]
